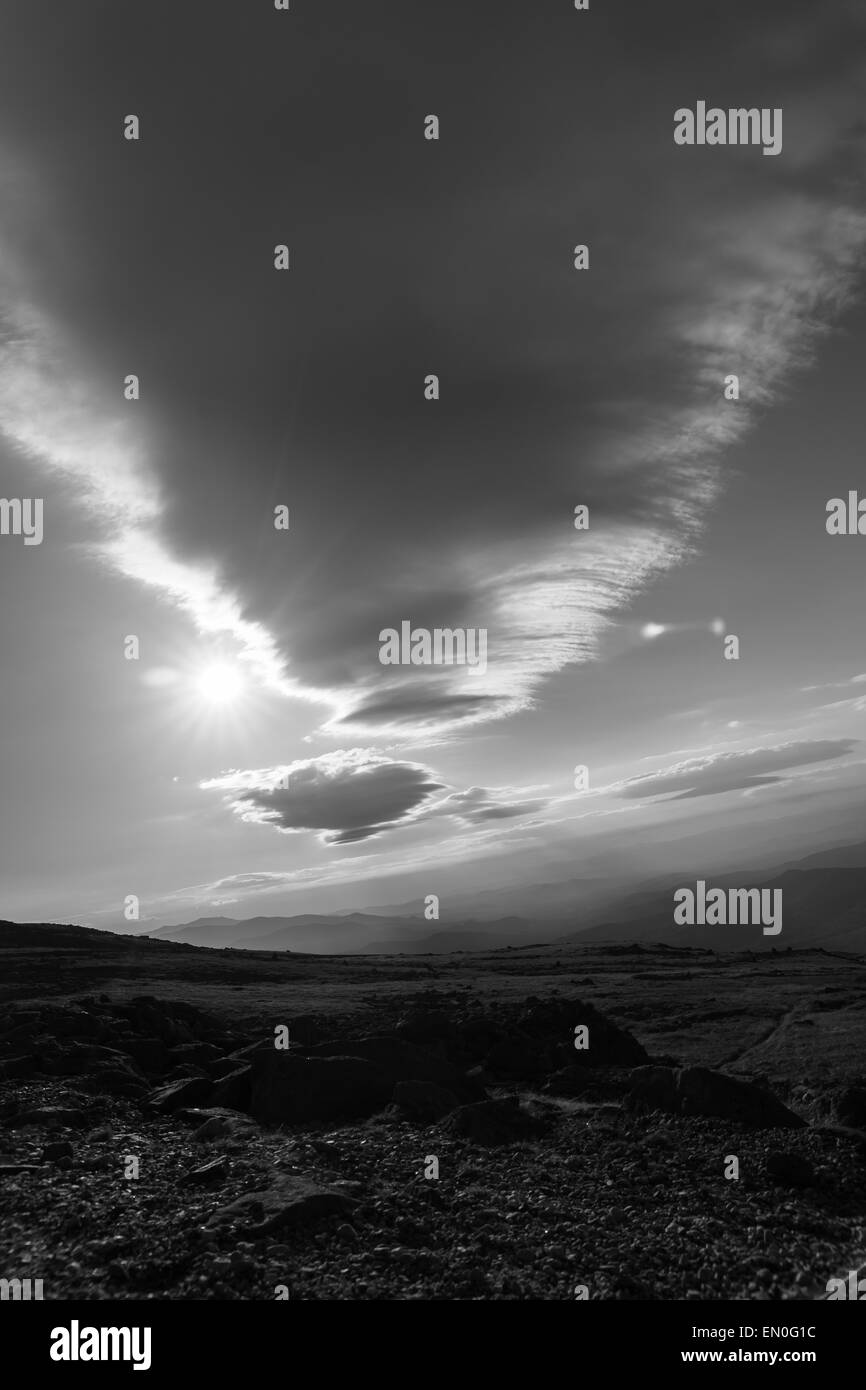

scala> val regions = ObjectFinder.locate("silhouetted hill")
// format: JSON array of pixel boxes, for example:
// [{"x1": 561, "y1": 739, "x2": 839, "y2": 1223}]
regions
[{"x1": 0, "y1": 920, "x2": 165, "y2": 949}]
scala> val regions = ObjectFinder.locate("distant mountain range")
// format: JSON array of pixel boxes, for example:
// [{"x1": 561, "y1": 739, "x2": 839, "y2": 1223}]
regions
[
  {"x1": 142, "y1": 912, "x2": 540, "y2": 955},
  {"x1": 361, "y1": 875, "x2": 624, "y2": 923},
  {"x1": 132, "y1": 839, "x2": 866, "y2": 956}
]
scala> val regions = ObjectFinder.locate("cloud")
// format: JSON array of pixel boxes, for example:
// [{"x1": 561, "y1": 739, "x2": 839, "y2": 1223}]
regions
[
  {"x1": 202, "y1": 749, "x2": 444, "y2": 844},
  {"x1": 608, "y1": 739, "x2": 858, "y2": 802},
  {"x1": 201, "y1": 751, "x2": 547, "y2": 844},
  {"x1": 425, "y1": 785, "x2": 548, "y2": 824},
  {"x1": 327, "y1": 684, "x2": 504, "y2": 735},
  {"x1": 147, "y1": 861, "x2": 378, "y2": 913},
  {"x1": 0, "y1": 280, "x2": 296, "y2": 700},
  {"x1": 817, "y1": 695, "x2": 866, "y2": 714},
  {"x1": 1, "y1": 4, "x2": 865, "y2": 741},
  {"x1": 802, "y1": 673, "x2": 866, "y2": 692}
]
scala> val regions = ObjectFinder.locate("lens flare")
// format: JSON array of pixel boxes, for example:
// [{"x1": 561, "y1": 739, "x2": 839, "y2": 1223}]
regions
[{"x1": 193, "y1": 662, "x2": 246, "y2": 707}]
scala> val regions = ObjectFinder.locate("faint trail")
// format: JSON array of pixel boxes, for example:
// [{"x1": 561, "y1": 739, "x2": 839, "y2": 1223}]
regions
[{"x1": 718, "y1": 1006, "x2": 797, "y2": 1067}]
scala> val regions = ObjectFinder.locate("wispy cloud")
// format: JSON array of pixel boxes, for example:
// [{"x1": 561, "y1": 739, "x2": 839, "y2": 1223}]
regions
[
  {"x1": 1, "y1": 22, "x2": 865, "y2": 744},
  {"x1": 604, "y1": 739, "x2": 858, "y2": 802},
  {"x1": 802, "y1": 673, "x2": 866, "y2": 692},
  {"x1": 0, "y1": 242, "x2": 312, "y2": 701}
]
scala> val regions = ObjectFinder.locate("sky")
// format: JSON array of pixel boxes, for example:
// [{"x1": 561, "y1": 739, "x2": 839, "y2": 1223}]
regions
[{"x1": 1, "y1": 0, "x2": 866, "y2": 931}]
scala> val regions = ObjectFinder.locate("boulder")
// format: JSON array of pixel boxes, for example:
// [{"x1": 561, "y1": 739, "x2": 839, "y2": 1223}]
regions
[
  {"x1": 26, "y1": 1004, "x2": 105, "y2": 1040},
  {"x1": 193, "y1": 1113, "x2": 257, "y2": 1142},
  {"x1": 207, "y1": 1173, "x2": 356, "y2": 1237},
  {"x1": 163, "y1": 1064, "x2": 209, "y2": 1082},
  {"x1": 212, "y1": 1067, "x2": 252, "y2": 1112},
  {"x1": 111, "y1": 1000, "x2": 193, "y2": 1045},
  {"x1": 41, "y1": 1042, "x2": 137, "y2": 1076},
  {"x1": 834, "y1": 1084, "x2": 866, "y2": 1129},
  {"x1": 180, "y1": 1156, "x2": 229, "y2": 1187},
  {"x1": 452, "y1": 1016, "x2": 507, "y2": 1062},
  {"x1": 677, "y1": 1067, "x2": 805, "y2": 1128},
  {"x1": 626, "y1": 1065, "x2": 680, "y2": 1114},
  {"x1": 441, "y1": 1097, "x2": 550, "y2": 1146},
  {"x1": 544, "y1": 1065, "x2": 593, "y2": 1098},
  {"x1": 392, "y1": 1079, "x2": 461, "y2": 1122},
  {"x1": 627, "y1": 1065, "x2": 804, "y2": 1129},
  {"x1": 77, "y1": 1068, "x2": 149, "y2": 1098},
  {"x1": 41, "y1": 1140, "x2": 74, "y2": 1163},
  {"x1": 517, "y1": 998, "x2": 648, "y2": 1068},
  {"x1": 144, "y1": 1077, "x2": 213, "y2": 1113},
  {"x1": 174, "y1": 1104, "x2": 254, "y2": 1127},
  {"x1": 250, "y1": 1053, "x2": 393, "y2": 1124},
  {"x1": 206, "y1": 1056, "x2": 246, "y2": 1080},
  {"x1": 305, "y1": 1035, "x2": 482, "y2": 1101},
  {"x1": 118, "y1": 1037, "x2": 170, "y2": 1074}
]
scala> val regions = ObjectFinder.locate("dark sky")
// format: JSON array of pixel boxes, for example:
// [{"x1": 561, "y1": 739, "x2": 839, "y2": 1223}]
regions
[{"x1": 1, "y1": 0, "x2": 865, "y2": 927}]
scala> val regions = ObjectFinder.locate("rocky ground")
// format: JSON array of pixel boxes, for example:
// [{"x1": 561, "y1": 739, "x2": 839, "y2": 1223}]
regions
[{"x1": 1, "y1": 922, "x2": 865, "y2": 1300}]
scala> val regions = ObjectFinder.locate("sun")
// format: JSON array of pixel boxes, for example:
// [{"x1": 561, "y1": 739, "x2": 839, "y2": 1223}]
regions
[{"x1": 193, "y1": 661, "x2": 247, "y2": 707}]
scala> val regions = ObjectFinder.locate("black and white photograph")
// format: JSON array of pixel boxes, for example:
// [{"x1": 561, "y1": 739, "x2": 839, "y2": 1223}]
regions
[{"x1": 1, "y1": 0, "x2": 865, "y2": 1360}]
